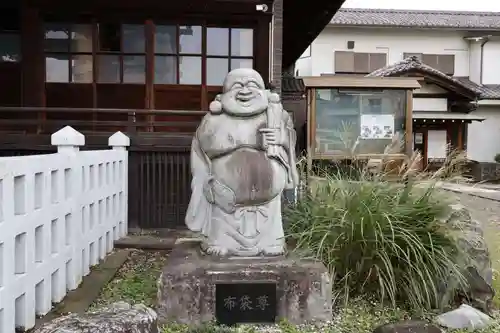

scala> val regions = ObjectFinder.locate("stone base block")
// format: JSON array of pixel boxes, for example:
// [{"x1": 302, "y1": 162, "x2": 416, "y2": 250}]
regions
[
  {"x1": 157, "y1": 240, "x2": 332, "y2": 325},
  {"x1": 34, "y1": 302, "x2": 158, "y2": 333}
]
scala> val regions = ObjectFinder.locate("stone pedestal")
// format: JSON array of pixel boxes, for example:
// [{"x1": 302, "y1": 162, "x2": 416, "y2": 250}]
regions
[{"x1": 157, "y1": 240, "x2": 332, "y2": 325}]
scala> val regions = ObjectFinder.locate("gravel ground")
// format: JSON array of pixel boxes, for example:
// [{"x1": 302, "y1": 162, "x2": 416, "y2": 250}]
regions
[
  {"x1": 447, "y1": 189, "x2": 500, "y2": 259},
  {"x1": 90, "y1": 250, "x2": 168, "y2": 310},
  {"x1": 445, "y1": 189, "x2": 500, "y2": 309},
  {"x1": 446, "y1": 189, "x2": 500, "y2": 256},
  {"x1": 449, "y1": 190, "x2": 500, "y2": 227}
]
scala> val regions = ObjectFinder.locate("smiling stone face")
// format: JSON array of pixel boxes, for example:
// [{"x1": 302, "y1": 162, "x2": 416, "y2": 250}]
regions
[{"x1": 220, "y1": 68, "x2": 269, "y2": 116}]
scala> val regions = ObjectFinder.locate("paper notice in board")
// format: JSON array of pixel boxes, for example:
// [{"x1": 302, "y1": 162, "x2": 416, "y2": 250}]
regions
[{"x1": 360, "y1": 114, "x2": 394, "y2": 139}]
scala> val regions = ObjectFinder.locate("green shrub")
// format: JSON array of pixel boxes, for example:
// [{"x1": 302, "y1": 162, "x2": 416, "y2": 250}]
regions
[
  {"x1": 285, "y1": 153, "x2": 469, "y2": 311},
  {"x1": 495, "y1": 153, "x2": 500, "y2": 164}
]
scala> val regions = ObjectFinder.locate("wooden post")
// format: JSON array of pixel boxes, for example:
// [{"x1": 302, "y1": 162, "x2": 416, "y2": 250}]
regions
[
  {"x1": 21, "y1": 3, "x2": 45, "y2": 132},
  {"x1": 405, "y1": 89, "x2": 414, "y2": 157},
  {"x1": 256, "y1": 16, "x2": 271, "y2": 85},
  {"x1": 92, "y1": 21, "x2": 98, "y2": 131},
  {"x1": 457, "y1": 121, "x2": 464, "y2": 151},
  {"x1": 423, "y1": 129, "x2": 428, "y2": 169},
  {"x1": 145, "y1": 20, "x2": 155, "y2": 132},
  {"x1": 306, "y1": 88, "x2": 313, "y2": 176}
]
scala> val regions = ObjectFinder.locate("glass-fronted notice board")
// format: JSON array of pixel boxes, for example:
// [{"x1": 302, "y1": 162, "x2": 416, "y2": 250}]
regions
[{"x1": 314, "y1": 88, "x2": 407, "y2": 156}]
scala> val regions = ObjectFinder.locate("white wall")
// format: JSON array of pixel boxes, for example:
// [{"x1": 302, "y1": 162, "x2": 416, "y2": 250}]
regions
[
  {"x1": 467, "y1": 106, "x2": 500, "y2": 162},
  {"x1": 414, "y1": 83, "x2": 447, "y2": 95},
  {"x1": 296, "y1": 46, "x2": 312, "y2": 77},
  {"x1": 296, "y1": 27, "x2": 470, "y2": 77},
  {"x1": 295, "y1": 26, "x2": 500, "y2": 85},
  {"x1": 428, "y1": 130, "x2": 448, "y2": 159},
  {"x1": 482, "y1": 40, "x2": 500, "y2": 85},
  {"x1": 413, "y1": 98, "x2": 448, "y2": 112},
  {"x1": 295, "y1": 25, "x2": 500, "y2": 164},
  {"x1": 469, "y1": 41, "x2": 482, "y2": 84}
]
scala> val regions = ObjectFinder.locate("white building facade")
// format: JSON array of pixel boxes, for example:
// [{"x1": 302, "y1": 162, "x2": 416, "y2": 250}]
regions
[{"x1": 296, "y1": 8, "x2": 500, "y2": 164}]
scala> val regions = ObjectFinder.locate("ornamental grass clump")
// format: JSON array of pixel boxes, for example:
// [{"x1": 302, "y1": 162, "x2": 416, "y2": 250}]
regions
[{"x1": 285, "y1": 151, "x2": 470, "y2": 311}]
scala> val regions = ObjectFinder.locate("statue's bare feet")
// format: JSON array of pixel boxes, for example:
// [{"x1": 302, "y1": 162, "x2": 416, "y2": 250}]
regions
[
  {"x1": 205, "y1": 245, "x2": 229, "y2": 256},
  {"x1": 262, "y1": 245, "x2": 285, "y2": 256}
]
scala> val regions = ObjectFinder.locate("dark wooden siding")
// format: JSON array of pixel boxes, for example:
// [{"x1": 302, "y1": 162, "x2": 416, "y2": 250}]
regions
[{"x1": 128, "y1": 150, "x2": 191, "y2": 229}]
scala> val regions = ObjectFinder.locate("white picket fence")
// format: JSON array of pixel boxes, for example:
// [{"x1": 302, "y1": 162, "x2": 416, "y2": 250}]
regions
[{"x1": 0, "y1": 126, "x2": 130, "y2": 332}]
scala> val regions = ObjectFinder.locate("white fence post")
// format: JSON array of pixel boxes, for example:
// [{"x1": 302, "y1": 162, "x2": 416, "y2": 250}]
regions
[
  {"x1": 51, "y1": 126, "x2": 85, "y2": 297},
  {"x1": 0, "y1": 126, "x2": 131, "y2": 333},
  {"x1": 108, "y1": 132, "x2": 130, "y2": 239},
  {"x1": 51, "y1": 126, "x2": 85, "y2": 155},
  {"x1": 0, "y1": 126, "x2": 85, "y2": 332}
]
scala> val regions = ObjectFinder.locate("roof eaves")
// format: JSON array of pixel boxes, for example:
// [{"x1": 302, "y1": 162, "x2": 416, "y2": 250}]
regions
[
  {"x1": 331, "y1": 8, "x2": 500, "y2": 30},
  {"x1": 366, "y1": 56, "x2": 481, "y2": 99}
]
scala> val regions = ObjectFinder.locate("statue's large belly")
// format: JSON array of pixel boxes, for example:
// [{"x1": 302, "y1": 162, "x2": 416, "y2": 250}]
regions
[{"x1": 211, "y1": 148, "x2": 287, "y2": 205}]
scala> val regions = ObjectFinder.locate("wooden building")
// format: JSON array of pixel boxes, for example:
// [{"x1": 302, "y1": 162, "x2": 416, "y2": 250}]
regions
[
  {"x1": 299, "y1": 76, "x2": 420, "y2": 173},
  {"x1": 0, "y1": 0, "x2": 345, "y2": 229},
  {"x1": 285, "y1": 56, "x2": 487, "y2": 170},
  {"x1": 367, "y1": 56, "x2": 485, "y2": 169}
]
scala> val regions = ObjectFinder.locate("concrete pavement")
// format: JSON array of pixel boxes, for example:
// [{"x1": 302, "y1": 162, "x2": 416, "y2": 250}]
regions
[{"x1": 441, "y1": 182, "x2": 500, "y2": 202}]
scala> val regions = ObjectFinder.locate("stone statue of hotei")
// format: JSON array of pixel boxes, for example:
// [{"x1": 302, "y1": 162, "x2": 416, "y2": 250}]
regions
[{"x1": 185, "y1": 68, "x2": 299, "y2": 257}]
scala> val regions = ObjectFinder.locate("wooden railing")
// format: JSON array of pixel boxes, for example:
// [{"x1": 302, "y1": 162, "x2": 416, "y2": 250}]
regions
[
  {"x1": 0, "y1": 106, "x2": 205, "y2": 135},
  {"x1": 0, "y1": 107, "x2": 202, "y2": 230}
]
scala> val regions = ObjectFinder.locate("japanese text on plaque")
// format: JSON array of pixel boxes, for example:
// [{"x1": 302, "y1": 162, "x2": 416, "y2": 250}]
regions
[{"x1": 223, "y1": 295, "x2": 270, "y2": 311}]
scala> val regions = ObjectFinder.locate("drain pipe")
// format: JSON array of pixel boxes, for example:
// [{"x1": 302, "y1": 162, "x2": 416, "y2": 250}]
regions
[
  {"x1": 464, "y1": 35, "x2": 491, "y2": 85},
  {"x1": 480, "y1": 36, "x2": 491, "y2": 85}
]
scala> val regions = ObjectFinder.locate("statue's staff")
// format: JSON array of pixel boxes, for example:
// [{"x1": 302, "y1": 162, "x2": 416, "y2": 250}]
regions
[
  {"x1": 262, "y1": 91, "x2": 282, "y2": 158},
  {"x1": 261, "y1": 91, "x2": 292, "y2": 184}
]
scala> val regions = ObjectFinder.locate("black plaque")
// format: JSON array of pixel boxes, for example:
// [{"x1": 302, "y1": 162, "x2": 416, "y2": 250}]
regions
[{"x1": 215, "y1": 282, "x2": 277, "y2": 325}]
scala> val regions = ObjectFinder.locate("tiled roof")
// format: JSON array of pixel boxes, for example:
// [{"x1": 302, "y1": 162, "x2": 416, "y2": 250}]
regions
[
  {"x1": 282, "y1": 58, "x2": 500, "y2": 100},
  {"x1": 281, "y1": 77, "x2": 305, "y2": 95},
  {"x1": 485, "y1": 85, "x2": 500, "y2": 99},
  {"x1": 453, "y1": 77, "x2": 500, "y2": 99},
  {"x1": 331, "y1": 8, "x2": 500, "y2": 30},
  {"x1": 367, "y1": 56, "x2": 483, "y2": 98}
]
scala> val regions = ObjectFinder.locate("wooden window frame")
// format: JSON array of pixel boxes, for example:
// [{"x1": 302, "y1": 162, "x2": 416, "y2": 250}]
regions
[
  {"x1": 44, "y1": 20, "x2": 256, "y2": 86},
  {"x1": 96, "y1": 23, "x2": 147, "y2": 84},
  {"x1": 0, "y1": 31, "x2": 21, "y2": 63},
  {"x1": 150, "y1": 24, "x2": 255, "y2": 86},
  {"x1": 0, "y1": 10, "x2": 21, "y2": 63},
  {"x1": 43, "y1": 17, "x2": 260, "y2": 112},
  {"x1": 205, "y1": 25, "x2": 255, "y2": 86},
  {"x1": 334, "y1": 51, "x2": 387, "y2": 74},
  {"x1": 403, "y1": 52, "x2": 455, "y2": 75},
  {"x1": 436, "y1": 54, "x2": 455, "y2": 76},
  {"x1": 152, "y1": 25, "x2": 202, "y2": 85},
  {"x1": 44, "y1": 23, "x2": 95, "y2": 83}
]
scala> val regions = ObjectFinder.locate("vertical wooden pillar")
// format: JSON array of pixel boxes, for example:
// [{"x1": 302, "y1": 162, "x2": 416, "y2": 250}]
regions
[
  {"x1": 446, "y1": 121, "x2": 452, "y2": 155},
  {"x1": 255, "y1": 17, "x2": 270, "y2": 85},
  {"x1": 423, "y1": 129, "x2": 428, "y2": 169},
  {"x1": 457, "y1": 121, "x2": 464, "y2": 151},
  {"x1": 405, "y1": 90, "x2": 413, "y2": 157},
  {"x1": 21, "y1": 3, "x2": 44, "y2": 107},
  {"x1": 145, "y1": 20, "x2": 155, "y2": 131},
  {"x1": 21, "y1": 3, "x2": 45, "y2": 133},
  {"x1": 92, "y1": 21, "x2": 98, "y2": 130},
  {"x1": 306, "y1": 89, "x2": 312, "y2": 175},
  {"x1": 306, "y1": 88, "x2": 316, "y2": 176},
  {"x1": 271, "y1": 0, "x2": 283, "y2": 93}
]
